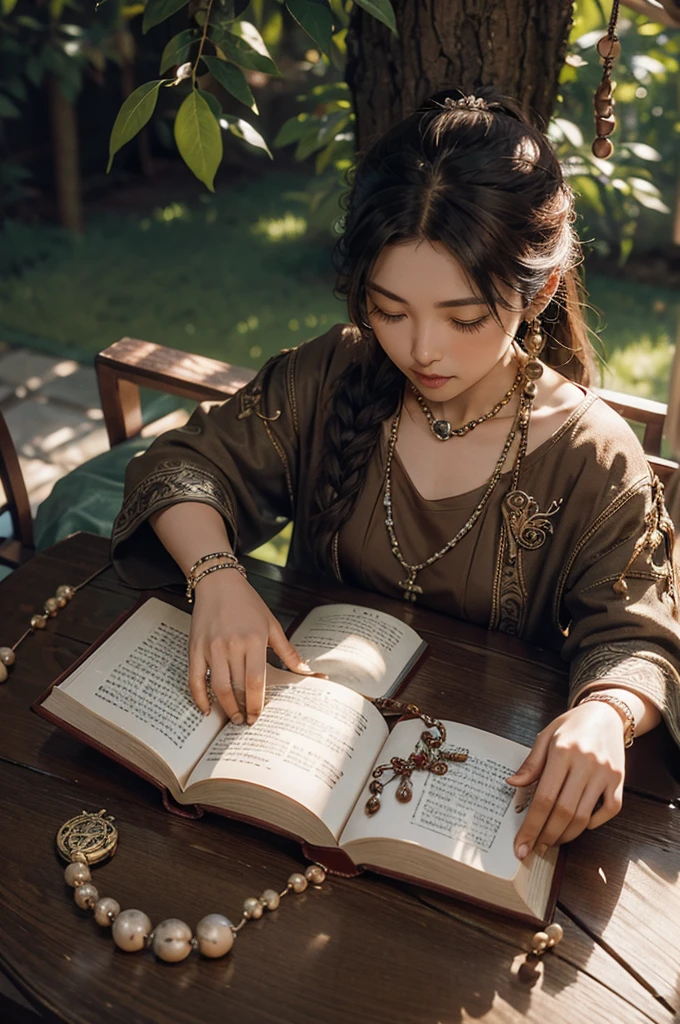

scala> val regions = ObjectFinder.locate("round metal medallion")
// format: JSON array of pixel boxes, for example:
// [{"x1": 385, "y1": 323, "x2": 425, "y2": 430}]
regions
[{"x1": 56, "y1": 809, "x2": 118, "y2": 865}]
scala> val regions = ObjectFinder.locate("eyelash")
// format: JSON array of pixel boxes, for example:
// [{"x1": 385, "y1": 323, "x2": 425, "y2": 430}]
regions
[{"x1": 368, "y1": 305, "x2": 489, "y2": 334}]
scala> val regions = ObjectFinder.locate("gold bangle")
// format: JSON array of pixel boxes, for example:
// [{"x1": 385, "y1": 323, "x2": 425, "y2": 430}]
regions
[
  {"x1": 186, "y1": 562, "x2": 247, "y2": 604},
  {"x1": 577, "y1": 693, "x2": 635, "y2": 748},
  {"x1": 188, "y1": 551, "x2": 238, "y2": 577}
]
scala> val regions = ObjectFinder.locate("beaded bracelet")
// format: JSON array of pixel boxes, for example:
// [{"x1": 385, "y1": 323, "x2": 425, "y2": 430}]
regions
[
  {"x1": 186, "y1": 561, "x2": 248, "y2": 603},
  {"x1": 58, "y1": 810, "x2": 326, "y2": 963},
  {"x1": 188, "y1": 551, "x2": 238, "y2": 577},
  {"x1": 577, "y1": 693, "x2": 635, "y2": 748}
]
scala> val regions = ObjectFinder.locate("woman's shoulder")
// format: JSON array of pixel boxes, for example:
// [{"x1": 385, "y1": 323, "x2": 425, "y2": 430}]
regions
[{"x1": 548, "y1": 381, "x2": 652, "y2": 497}]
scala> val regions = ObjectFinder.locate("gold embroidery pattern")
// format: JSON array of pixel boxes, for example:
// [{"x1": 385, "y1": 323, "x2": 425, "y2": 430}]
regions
[
  {"x1": 492, "y1": 491, "x2": 562, "y2": 636},
  {"x1": 611, "y1": 475, "x2": 678, "y2": 613},
  {"x1": 113, "y1": 460, "x2": 235, "y2": 546},
  {"x1": 502, "y1": 490, "x2": 562, "y2": 561},
  {"x1": 237, "y1": 353, "x2": 285, "y2": 423}
]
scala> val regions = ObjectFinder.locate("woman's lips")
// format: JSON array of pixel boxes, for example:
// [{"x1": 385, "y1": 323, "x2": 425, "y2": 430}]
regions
[{"x1": 413, "y1": 371, "x2": 453, "y2": 390}]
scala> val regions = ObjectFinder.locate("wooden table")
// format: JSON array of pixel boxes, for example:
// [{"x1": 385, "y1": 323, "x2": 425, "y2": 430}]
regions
[{"x1": 1, "y1": 533, "x2": 679, "y2": 1024}]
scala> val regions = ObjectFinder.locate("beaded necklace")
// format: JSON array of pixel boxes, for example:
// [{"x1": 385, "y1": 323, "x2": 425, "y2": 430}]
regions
[
  {"x1": 409, "y1": 366, "x2": 523, "y2": 440},
  {"x1": 383, "y1": 375, "x2": 535, "y2": 602}
]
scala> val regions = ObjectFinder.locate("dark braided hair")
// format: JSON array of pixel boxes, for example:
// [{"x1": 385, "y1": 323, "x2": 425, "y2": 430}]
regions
[{"x1": 309, "y1": 87, "x2": 594, "y2": 570}]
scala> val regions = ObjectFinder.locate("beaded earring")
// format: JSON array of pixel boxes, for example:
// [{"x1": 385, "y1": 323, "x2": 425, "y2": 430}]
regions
[
  {"x1": 592, "y1": 0, "x2": 621, "y2": 159},
  {"x1": 522, "y1": 318, "x2": 545, "y2": 400}
]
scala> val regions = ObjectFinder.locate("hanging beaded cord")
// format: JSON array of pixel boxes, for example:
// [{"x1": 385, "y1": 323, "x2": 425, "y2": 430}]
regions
[
  {"x1": 386, "y1": 328, "x2": 543, "y2": 603},
  {"x1": 409, "y1": 366, "x2": 523, "y2": 441},
  {"x1": 0, "y1": 562, "x2": 112, "y2": 684},
  {"x1": 58, "y1": 810, "x2": 327, "y2": 963},
  {"x1": 365, "y1": 699, "x2": 469, "y2": 815},
  {"x1": 591, "y1": 1, "x2": 621, "y2": 159}
]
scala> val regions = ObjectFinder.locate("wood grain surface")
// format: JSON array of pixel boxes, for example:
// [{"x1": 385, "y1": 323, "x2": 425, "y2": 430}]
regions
[{"x1": 0, "y1": 533, "x2": 678, "y2": 1024}]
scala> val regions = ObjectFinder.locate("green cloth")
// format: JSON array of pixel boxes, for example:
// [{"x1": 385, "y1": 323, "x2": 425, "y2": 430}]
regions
[{"x1": 35, "y1": 437, "x2": 151, "y2": 551}]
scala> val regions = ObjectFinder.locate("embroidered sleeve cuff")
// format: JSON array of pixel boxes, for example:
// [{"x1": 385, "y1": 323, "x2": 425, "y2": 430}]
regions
[
  {"x1": 569, "y1": 641, "x2": 680, "y2": 749},
  {"x1": 112, "y1": 459, "x2": 237, "y2": 550}
]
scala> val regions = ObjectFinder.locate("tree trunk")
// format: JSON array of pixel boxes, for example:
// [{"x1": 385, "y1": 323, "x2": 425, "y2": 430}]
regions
[
  {"x1": 346, "y1": 0, "x2": 575, "y2": 150},
  {"x1": 48, "y1": 75, "x2": 84, "y2": 234}
]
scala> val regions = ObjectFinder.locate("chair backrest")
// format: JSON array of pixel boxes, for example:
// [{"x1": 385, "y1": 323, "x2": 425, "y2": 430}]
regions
[{"x1": 0, "y1": 408, "x2": 34, "y2": 566}]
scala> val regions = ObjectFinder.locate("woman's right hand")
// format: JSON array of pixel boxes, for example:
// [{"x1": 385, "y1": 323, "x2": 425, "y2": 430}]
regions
[{"x1": 188, "y1": 570, "x2": 312, "y2": 724}]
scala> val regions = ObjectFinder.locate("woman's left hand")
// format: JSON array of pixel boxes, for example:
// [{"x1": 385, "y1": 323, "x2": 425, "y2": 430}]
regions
[{"x1": 507, "y1": 701, "x2": 627, "y2": 859}]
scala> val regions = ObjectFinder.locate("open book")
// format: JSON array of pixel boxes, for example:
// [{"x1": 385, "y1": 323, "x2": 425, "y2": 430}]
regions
[{"x1": 34, "y1": 597, "x2": 561, "y2": 926}]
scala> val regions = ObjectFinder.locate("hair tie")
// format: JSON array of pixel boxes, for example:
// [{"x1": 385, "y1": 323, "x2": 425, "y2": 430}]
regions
[{"x1": 443, "y1": 95, "x2": 490, "y2": 112}]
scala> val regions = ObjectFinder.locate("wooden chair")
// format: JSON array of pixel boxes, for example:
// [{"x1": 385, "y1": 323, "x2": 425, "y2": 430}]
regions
[
  {"x1": 0, "y1": 408, "x2": 34, "y2": 568},
  {"x1": 95, "y1": 336, "x2": 678, "y2": 485}
]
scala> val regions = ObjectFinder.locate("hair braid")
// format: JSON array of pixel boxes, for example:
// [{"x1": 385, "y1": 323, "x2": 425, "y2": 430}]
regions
[{"x1": 310, "y1": 331, "x2": 402, "y2": 568}]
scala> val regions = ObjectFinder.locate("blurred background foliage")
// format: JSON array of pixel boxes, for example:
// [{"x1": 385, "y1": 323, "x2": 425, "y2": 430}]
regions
[{"x1": 0, "y1": 0, "x2": 678, "y2": 403}]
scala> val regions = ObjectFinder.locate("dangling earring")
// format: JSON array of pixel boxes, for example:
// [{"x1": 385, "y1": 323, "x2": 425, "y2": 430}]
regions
[{"x1": 522, "y1": 318, "x2": 544, "y2": 399}]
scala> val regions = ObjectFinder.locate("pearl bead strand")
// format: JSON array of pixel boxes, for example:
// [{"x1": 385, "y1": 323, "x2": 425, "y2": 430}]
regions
[{"x1": 63, "y1": 842, "x2": 327, "y2": 963}]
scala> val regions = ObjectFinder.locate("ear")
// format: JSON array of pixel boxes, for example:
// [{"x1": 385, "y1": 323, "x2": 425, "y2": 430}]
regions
[{"x1": 524, "y1": 268, "x2": 561, "y2": 321}]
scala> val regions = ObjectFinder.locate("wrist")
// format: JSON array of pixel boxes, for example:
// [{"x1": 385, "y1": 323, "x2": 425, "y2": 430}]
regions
[
  {"x1": 576, "y1": 692, "x2": 635, "y2": 748},
  {"x1": 186, "y1": 560, "x2": 247, "y2": 604}
]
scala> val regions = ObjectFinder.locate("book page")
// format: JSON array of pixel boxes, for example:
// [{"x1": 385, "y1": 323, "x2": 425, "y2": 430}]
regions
[
  {"x1": 289, "y1": 603, "x2": 423, "y2": 699},
  {"x1": 57, "y1": 598, "x2": 226, "y2": 786},
  {"x1": 186, "y1": 670, "x2": 388, "y2": 841},
  {"x1": 339, "y1": 718, "x2": 533, "y2": 879}
]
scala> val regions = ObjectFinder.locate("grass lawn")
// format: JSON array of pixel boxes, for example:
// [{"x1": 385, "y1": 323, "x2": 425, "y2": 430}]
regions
[{"x1": 0, "y1": 165, "x2": 677, "y2": 402}]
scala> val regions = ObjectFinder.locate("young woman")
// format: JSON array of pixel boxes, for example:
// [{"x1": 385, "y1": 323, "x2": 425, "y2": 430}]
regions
[{"x1": 112, "y1": 90, "x2": 679, "y2": 862}]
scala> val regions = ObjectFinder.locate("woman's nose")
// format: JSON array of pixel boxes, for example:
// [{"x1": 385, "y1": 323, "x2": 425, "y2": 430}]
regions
[{"x1": 410, "y1": 324, "x2": 442, "y2": 368}]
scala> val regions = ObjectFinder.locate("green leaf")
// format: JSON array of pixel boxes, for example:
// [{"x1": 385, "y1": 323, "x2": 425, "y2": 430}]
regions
[
  {"x1": 294, "y1": 111, "x2": 349, "y2": 160},
  {"x1": 1, "y1": 0, "x2": 19, "y2": 15},
  {"x1": 353, "y1": 0, "x2": 397, "y2": 36},
  {"x1": 159, "y1": 29, "x2": 197, "y2": 73},
  {"x1": 621, "y1": 142, "x2": 662, "y2": 162},
  {"x1": 108, "y1": 80, "x2": 163, "y2": 172},
  {"x1": 221, "y1": 114, "x2": 272, "y2": 159},
  {"x1": 285, "y1": 0, "x2": 334, "y2": 56},
  {"x1": 202, "y1": 56, "x2": 258, "y2": 113},
  {"x1": 213, "y1": 20, "x2": 279, "y2": 75},
  {"x1": 273, "y1": 112, "x2": 313, "y2": 147},
  {"x1": 0, "y1": 94, "x2": 20, "y2": 118},
  {"x1": 174, "y1": 88, "x2": 223, "y2": 191},
  {"x1": 143, "y1": 0, "x2": 189, "y2": 34},
  {"x1": 198, "y1": 87, "x2": 222, "y2": 121}
]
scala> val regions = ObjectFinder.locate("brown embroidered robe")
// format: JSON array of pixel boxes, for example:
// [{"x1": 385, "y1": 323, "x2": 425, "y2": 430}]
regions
[{"x1": 112, "y1": 325, "x2": 680, "y2": 746}]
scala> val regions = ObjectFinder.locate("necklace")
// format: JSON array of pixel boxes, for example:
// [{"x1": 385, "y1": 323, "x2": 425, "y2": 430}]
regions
[
  {"x1": 57, "y1": 809, "x2": 326, "y2": 963},
  {"x1": 410, "y1": 366, "x2": 523, "y2": 441},
  {"x1": 384, "y1": 379, "x2": 534, "y2": 602},
  {"x1": 0, "y1": 562, "x2": 112, "y2": 683}
]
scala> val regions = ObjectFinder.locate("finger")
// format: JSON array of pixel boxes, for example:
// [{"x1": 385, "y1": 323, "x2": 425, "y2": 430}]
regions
[
  {"x1": 556, "y1": 779, "x2": 608, "y2": 844},
  {"x1": 227, "y1": 641, "x2": 247, "y2": 721},
  {"x1": 513, "y1": 753, "x2": 570, "y2": 859},
  {"x1": 588, "y1": 779, "x2": 624, "y2": 830},
  {"x1": 268, "y1": 617, "x2": 314, "y2": 674},
  {"x1": 532, "y1": 766, "x2": 592, "y2": 850},
  {"x1": 208, "y1": 645, "x2": 242, "y2": 724},
  {"x1": 245, "y1": 638, "x2": 267, "y2": 726},
  {"x1": 188, "y1": 648, "x2": 211, "y2": 715},
  {"x1": 506, "y1": 726, "x2": 553, "y2": 787}
]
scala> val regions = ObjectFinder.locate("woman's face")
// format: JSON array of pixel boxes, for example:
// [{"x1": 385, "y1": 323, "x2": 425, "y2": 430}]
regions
[{"x1": 366, "y1": 239, "x2": 526, "y2": 398}]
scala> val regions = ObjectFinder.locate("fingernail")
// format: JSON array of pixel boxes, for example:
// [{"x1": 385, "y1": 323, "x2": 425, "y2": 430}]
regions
[
  {"x1": 247, "y1": 714, "x2": 258, "y2": 725},
  {"x1": 231, "y1": 713, "x2": 244, "y2": 725},
  {"x1": 536, "y1": 844, "x2": 548, "y2": 857},
  {"x1": 296, "y1": 662, "x2": 313, "y2": 673},
  {"x1": 203, "y1": 709, "x2": 211, "y2": 717},
  {"x1": 517, "y1": 843, "x2": 530, "y2": 859}
]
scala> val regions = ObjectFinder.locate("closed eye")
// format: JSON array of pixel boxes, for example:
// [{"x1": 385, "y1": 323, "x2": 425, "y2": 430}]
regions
[{"x1": 368, "y1": 305, "x2": 489, "y2": 334}]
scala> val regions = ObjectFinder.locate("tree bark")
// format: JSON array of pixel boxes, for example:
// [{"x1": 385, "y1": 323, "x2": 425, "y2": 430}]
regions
[{"x1": 346, "y1": 0, "x2": 576, "y2": 150}]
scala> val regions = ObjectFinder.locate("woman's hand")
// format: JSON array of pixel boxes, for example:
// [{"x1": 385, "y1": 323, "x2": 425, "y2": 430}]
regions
[
  {"x1": 188, "y1": 570, "x2": 312, "y2": 725},
  {"x1": 507, "y1": 701, "x2": 627, "y2": 859}
]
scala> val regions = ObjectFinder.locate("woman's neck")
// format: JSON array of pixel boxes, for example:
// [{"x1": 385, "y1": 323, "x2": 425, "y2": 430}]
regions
[{"x1": 425, "y1": 345, "x2": 523, "y2": 427}]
